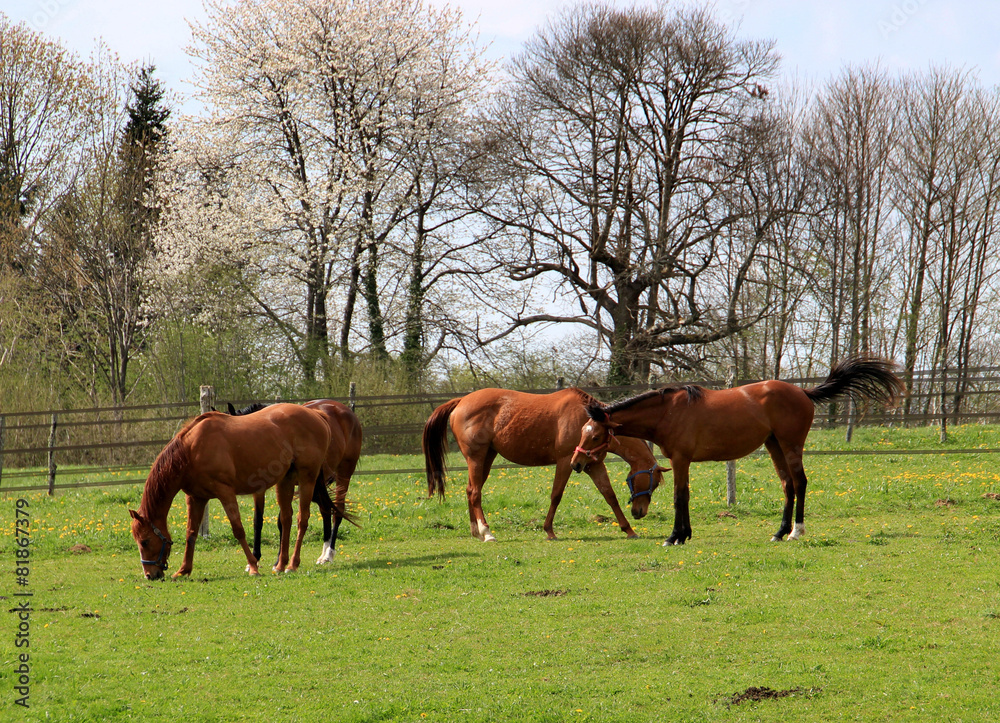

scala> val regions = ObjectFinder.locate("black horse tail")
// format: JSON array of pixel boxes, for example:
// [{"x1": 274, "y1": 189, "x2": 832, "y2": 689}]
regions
[
  {"x1": 805, "y1": 355, "x2": 903, "y2": 407},
  {"x1": 423, "y1": 397, "x2": 462, "y2": 500},
  {"x1": 313, "y1": 470, "x2": 361, "y2": 528}
]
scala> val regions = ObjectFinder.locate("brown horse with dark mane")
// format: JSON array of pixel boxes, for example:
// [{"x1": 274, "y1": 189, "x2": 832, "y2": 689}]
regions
[
  {"x1": 228, "y1": 399, "x2": 362, "y2": 567},
  {"x1": 422, "y1": 387, "x2": 666, "y2": 541},
  {"x1": 128, "y1": 403, "x2": 330, "y2": 579},
  {"x1": 571, "y1": 356, "x2": 903, "y2": 545}
]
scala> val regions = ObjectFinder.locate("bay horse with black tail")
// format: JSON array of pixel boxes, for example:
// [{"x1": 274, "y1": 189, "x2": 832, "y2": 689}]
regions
[
  {"x1": 128, "y1": 403, "x2": 330, "y2": 579},
  {"x1": 423, "y1": 387, "x2": 666, "y2": 541},
  {"x1": 571, "y1": 356, "x2": 903, "y2": 545},
  {"x1": 228, "y1": 399, "x2": 362, "y2": 567}
]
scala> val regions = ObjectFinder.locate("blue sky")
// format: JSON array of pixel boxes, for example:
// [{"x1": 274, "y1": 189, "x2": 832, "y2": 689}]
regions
[{"x1": 6, "y1": 0, "x2": 999, "y2": 105}]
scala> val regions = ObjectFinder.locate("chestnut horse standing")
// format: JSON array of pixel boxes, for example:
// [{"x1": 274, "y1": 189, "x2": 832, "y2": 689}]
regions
[
  {"x1": 128, "y1": 403, "x2": 330, "y2": 579},
  {"x1": 228, "y1": 399, "x2": 362, "y2": 567},
  {"x1": 571, "y1": 357, "x2": 902, "y2": 545},
  {"x1": 422, "y1": 387, "x2": 665, "y2": 541}
]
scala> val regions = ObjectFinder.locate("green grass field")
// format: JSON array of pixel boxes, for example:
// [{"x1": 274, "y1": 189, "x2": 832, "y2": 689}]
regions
[{"x1": 2, "y1": 425, "x2": 1000, "y2": 722}]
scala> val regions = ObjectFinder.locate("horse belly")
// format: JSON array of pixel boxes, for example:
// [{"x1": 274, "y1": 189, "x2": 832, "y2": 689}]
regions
[
  {"x1": 689, "y1": 416, "x2": 771, "y2": 463},
  {"x1": 490, "y1": 412, "x2": 561, "y2": 467},
  {"x1": 491, "y1": 430, "x2": 558, "y2": 467}
]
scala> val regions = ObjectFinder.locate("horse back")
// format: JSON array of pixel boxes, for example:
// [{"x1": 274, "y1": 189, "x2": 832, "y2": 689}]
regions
[
  {"x1": 451, "y1": 388, "x2": 589, "y2": 465},
  {"x1": 678, "y1": 382, "x2": 814, "y2": 461},
  {"x1": 182, "y1": 404, "x2": 331, "y2": 494},
  {"x1": 303, "y1": 399, "x2": 363, "y2": 465}
]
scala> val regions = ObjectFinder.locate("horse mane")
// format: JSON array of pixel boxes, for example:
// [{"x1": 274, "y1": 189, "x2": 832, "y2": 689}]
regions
[
  {"x1": 587, "y1": 384, "x2": 704, "y2": 419},
  {"x1": 230, "y1": 401, "x2": 269, "y2": 416},
  {"x1": 138, "y1": 426, "x2": 193, "y2": 518}
]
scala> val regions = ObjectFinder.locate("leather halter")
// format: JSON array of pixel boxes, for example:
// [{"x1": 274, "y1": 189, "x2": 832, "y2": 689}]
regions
[
  {"x1": 140, "y1": 523, "x2": 172, "y2": 571},
  {"x1": 626, "y1": 467, "x2": 658, "y2": 502},
  {"x1": 574, "y1": 429, "x2": 617, "y2": 461}
]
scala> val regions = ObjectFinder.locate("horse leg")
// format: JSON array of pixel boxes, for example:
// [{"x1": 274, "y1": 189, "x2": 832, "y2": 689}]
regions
[
  {"x1": 784, "y1": 445, "x2": 808, "y2": 540},
  {"x1": 320, "y1": 456, "x2": 355, "y2": 563},
  {"x1": 765, "y1": 436, "x2": 795, "y2": 541},
  {"x1": 465, "y1": 449, "x2": 497, "y2": 542},
  {"x1": 273, "y1": 515, "x2": 283, "y2": 570},
  {"x1": 216, "y1": 490, "x2": 260, "y2": 576},
  {"x1": 543, "y1": 459, "x2": 572, "y2": 540},
  {"x1": 288, "y1": 475, "x2": 317, "y2": 571},
  {"x1": 583, "y1": 461, "x2": 638, "y2": 539},
  {"x1": 315, "y1": 474, "x2": 336, "y2": 565},
  {"x1": 174, "y1": 494, "x2": 208, "y2": 578},
  {"x1": 274, "y1": 481, "x2": 295, "y2": 572},
  {"x1": 247, "y1": 490, "x2": 265, "y2": 573},
  {"x1": 664, "y1": 460, "x2": 692, "y2": 545}
]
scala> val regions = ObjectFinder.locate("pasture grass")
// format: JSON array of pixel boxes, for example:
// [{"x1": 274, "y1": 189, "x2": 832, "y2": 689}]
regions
[{"x1": 2, "y1": 425, "x2": 1000, "y2": 721}]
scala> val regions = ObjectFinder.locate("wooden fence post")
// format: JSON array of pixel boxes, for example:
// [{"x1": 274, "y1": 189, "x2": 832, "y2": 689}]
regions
[
  {"x1": 199, "y1": 386, "x2": 216, "y2": 537},
  {"x1": 47, "y1": 413, "x2": 58, "y2": 495},
  {"x1": 846, "y1": 399, "x2": 856, "y2": 443},
  {"x1": 939, "y1": 366, "x2": 949, "y2": 444},
  {"x1": 0, "y1": 415, "x2": 5, "y2": 488},
  {"x1": 556, "y1": 376, "x2": 564, "y2": 390},
  {"x1": 726, "y1": 367, "x2": 737, "y2": 506},
  {"x1": 349, "y1": 382, "x2": 356, "y2": 411}
]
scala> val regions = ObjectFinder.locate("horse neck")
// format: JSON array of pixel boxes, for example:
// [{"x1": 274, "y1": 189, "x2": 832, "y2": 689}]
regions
[
  {"x1": 611, "y1": 396, "x2": 671, "y2": 443},
  {"x1": 138, "y1": 459, "x2": 185, "y2": 524},
  {"x1": 613, "y1": 436, "x2": 656, "y2": 467}
]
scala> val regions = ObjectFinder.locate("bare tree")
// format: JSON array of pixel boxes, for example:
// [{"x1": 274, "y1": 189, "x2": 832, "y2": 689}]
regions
[
  {"x1": 891, "y1": 68, "x2": 969, "y2": 414},
  {"x1": 803, "y1": 66, "x2": 898, "y2": 369},
  {"x1": 476, "y1": 4, "x2": 780, "y2": 383}
]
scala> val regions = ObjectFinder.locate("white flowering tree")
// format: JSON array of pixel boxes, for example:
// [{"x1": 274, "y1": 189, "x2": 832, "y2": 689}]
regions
[{"x1": 159, "y1": 0, "x2": 491, "y2": 385}]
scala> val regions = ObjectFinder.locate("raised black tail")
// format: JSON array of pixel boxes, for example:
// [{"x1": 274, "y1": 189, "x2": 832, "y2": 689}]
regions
[{"x1": 805, "y1": 356, "x2": 903, "y2": 407}]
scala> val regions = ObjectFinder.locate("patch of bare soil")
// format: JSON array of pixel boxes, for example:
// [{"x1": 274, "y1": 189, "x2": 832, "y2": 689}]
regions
[
  {"x1": 723, "y1": 686, "x2": 819, "y2": 706},
  {"x1": 935, "y1": 498, "x2": 957, "y2": 507},
  {"x1": 983, "y1": 493, "x2": 1000, "y2": 501},
  {"x1": 69, "y1": 544, "x2": 92, "y2": 554},
  {"x1": 521, "y1": 589, "x2": 567, "y2": 597}
]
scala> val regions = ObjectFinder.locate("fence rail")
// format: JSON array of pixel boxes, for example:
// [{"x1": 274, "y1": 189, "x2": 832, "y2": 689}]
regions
[{"x1": 1, "y1": 366, "x2": 998, "y2": 494}]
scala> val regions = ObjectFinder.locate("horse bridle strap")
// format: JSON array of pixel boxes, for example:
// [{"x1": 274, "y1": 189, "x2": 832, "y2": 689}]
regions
[
  {"x1": 140, "y1": 523, "x2": 172, "y2": 570},
  {"x1": 626, "y1": 468, "x2": 658, "y2": 502},
  {"x1": 574, "y1": 430, "x2": 618, "y2": 461}
]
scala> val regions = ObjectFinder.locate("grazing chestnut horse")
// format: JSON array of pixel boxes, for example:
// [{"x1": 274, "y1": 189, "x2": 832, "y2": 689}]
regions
[
  {"x1": 423, "y1": 387, "x2": 666, "y2": 541},
  {"x1": 572, "y1": 356, "x2": 902, "y2": 545},
  {"x1": 128, "y1": 403, "x2": 330, "y2": 579},
  {"x1": 228, "y1": 399, "x2": 362, "y2": 567}
]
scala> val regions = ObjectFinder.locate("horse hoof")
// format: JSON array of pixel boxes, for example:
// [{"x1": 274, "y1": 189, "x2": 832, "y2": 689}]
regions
[
  {"x1": 770, "y1": 535, "x2": 785, "y2": 542},
  {"x1": 626, "y1": 532, "x2": 640, "y2": 539},
  {"x1": 482, "y1": 532, "x2": 497, "y2": 542}
]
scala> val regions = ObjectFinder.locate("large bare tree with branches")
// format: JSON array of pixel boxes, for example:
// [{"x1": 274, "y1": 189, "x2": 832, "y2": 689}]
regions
[{"x1": 475, "y1": 4, "x2": 784, "y2": 382}]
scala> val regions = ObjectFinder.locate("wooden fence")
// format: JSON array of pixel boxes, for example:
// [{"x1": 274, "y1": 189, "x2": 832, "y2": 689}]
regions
[{"x1": 1, "y1": 366, "x2": 998, "y2": 495}]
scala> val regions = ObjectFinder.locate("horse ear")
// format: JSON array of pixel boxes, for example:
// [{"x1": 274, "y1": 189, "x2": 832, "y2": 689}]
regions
[
  {"x1": 227, "y1": 402, "x2": 236, "y2": 415},
  {"x1": 128, "y1": 509, "x2": 144, "y2": 523}
]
